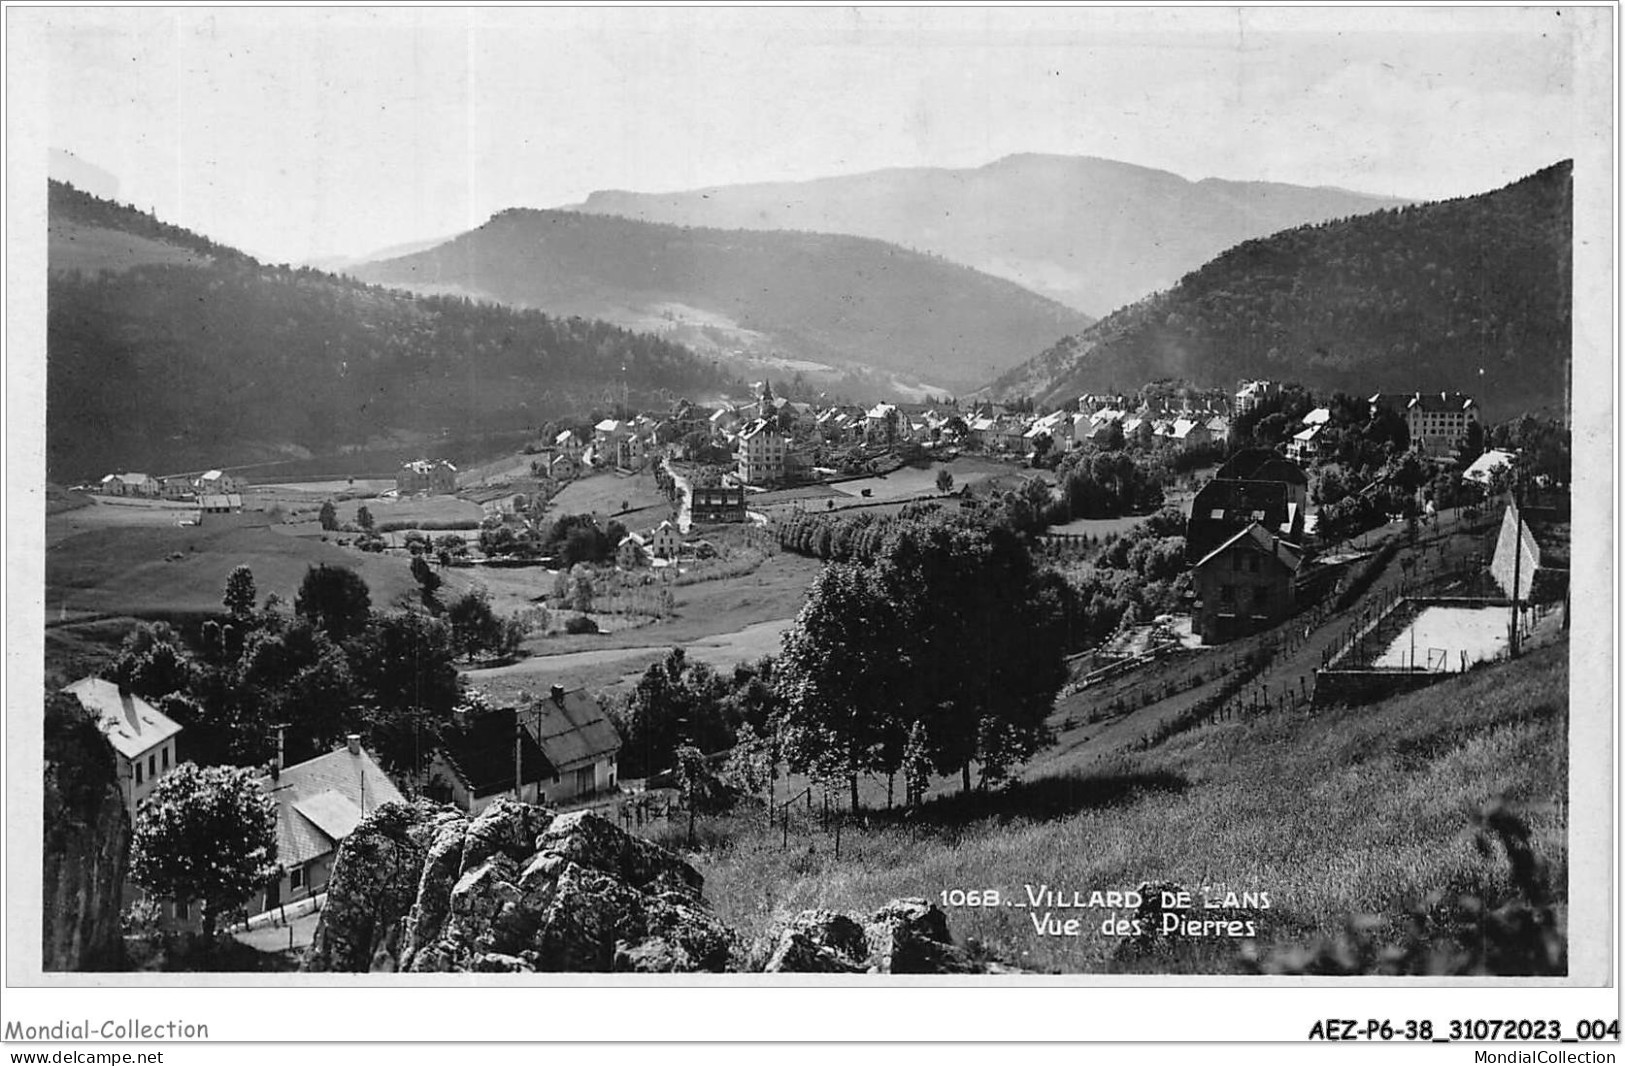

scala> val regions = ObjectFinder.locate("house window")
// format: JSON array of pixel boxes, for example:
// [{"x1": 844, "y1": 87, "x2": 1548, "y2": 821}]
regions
[
  {"x1": 290, "y1": 865, "x2": 305, "y2": 891},
  {"x1": 135, "y1": 762, "x2": 143, "y2": 786},
  {"x1": 174, "y1": 900, "x2": 188, "y2": 921},
  {"x1": 1246, "y1": 554, "x2": 1259, "y2": 573},
  {"x1": 161, "y1": 746, "x2": 169, "y2": 771},
  {"x1": 576, "y1": 766, "x2": 596, "y2": 795},
  {"x1": 149, "y1": 754, "x2": 157, "y2": 777},
  {"x1": 1219, "y1": 584, "x2": 1235, "y2": 606}
]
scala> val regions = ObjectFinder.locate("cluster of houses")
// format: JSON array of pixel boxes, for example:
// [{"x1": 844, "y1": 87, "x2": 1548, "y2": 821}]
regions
[
  {"x1": 616, "y1": 519, "x2": 683, "y2": 568},
  {"x1": 1183, "y1": 385, "x2": 1498, "y2": 645},
  {"x1": 1185, "y1": 449, "x2": 1312, "y2": 645},
  {"x1": 64, "y1": 674, "x2": 622, "y2": 929},
  {"x1": 396, "y1": 458, "x2": 458, "y2": 495},
  {"x1": 95, "y1": 468, "x2": 244, "y2": 511}
]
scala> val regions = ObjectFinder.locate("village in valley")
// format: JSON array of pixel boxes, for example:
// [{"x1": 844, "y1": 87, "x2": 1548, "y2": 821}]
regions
[
  {"x1": 31, "y1": 9, "x2": 1587, "y2": 987},
  {"x1": 48, "y1": 358, "x2": 1571, "y2": 974}
]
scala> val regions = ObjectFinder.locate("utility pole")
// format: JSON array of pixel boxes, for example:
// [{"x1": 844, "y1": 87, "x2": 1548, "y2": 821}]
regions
[{"x1": 1508, "y1": 478, "x2": 1522, "y2": 658}]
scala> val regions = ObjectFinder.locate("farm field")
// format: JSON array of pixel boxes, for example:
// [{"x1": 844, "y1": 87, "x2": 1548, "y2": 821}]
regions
[
  {"x1": 829, "y1": 455, "x2": 1013, "y2": 502},
  {"x1": 465, "y1": 617, "x2": 797, "y2": 705},
  {"x1": 276, "y1": 493, "x2": 485, "y2": 533},
  {"x1": 1046, "y1": 514, "x2": 1150, "y2": 539},
  {"x1": 44, "y1": 496, "x2": 207, "y2": 547},
  {"x1": 463, "y1": 549, "x2": 823, "y2": 699},
  {"x1": 44, "y1": 511, "x2": 424, "y2": 619},
  {"x1": 545, "y1": 468, "x2": 669, "y2": 518}
]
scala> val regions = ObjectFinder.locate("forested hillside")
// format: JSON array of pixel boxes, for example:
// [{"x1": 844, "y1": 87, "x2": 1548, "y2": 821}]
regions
[
  {"x1": 46, "y1": 182, "x2": 726, "y2": 481},
  {"x1": 352, "y1": 208, "x2": 1091, "y2": 394},
  {"x1": 987, "y1": 162, "x2": 1572, "y2": 421}
]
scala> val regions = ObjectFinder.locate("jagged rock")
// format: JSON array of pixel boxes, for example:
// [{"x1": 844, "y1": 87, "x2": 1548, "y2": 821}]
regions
[
  {"x1": 537, "y1": 810, "x2": 705, "y2": 898},
  {"x1": 472, "y1": 952, "x2": 535, "y2": 973},
  {"x1": 318, "y1": 797, "x2": 733, "y2": 973},
  {"x1": 461, "y1": 801, "x2": 553, "y2": 872},
  {"x1": 310, "y1": 800, "x2": 988, "y2": 975},
  {"x1": 305, "y1": 801, "x2": 432, "y2": 972},
  {"x1": 863, "y1": 898, "x2": 976, "y2": 974},
  {"x1": 754, "y1": 899, "x2": 977, "y2": 974},
  {"x1": 760, "y1": 930, "x2": 869, "y2": 973}
]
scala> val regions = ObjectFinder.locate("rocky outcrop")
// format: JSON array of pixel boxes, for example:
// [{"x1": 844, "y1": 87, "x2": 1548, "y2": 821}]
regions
[
  {"x1": 42, "y1": 781, "x2": 129, "y2": 971},
  {"x1": 309, "y1": 799, "x2": 989, "y2": 975},
  {"x1": 308, "y1": 800, "x2": 733, "y2": 973},
  {"x1": 304, "y1": 801, "x2": 457, "y2": 972},
  {"x1": 43, "y1": 692, "x2": 129, "y2": 972},
  {"x1": 751, "y1": 899, "x2": 980, "y2": 974}
]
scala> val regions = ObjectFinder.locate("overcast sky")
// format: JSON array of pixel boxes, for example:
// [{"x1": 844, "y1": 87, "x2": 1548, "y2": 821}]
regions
[{"x1": 34, "y1": 6, "x2": 1591, "y2": 264}]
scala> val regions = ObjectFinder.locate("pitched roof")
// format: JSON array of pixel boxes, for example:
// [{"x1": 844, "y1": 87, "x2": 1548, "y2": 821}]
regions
[
  {"x1": 1462, "y1": 449, "x2": 1516, "y2": 484},
  {"x1": 1193, "y1": 478, "x2": 1289, "y2": 524},
  {"x1": 1216, "y1": 449, "x2": 1307, "y2": 485},
  {"x1": 1408, "y1": 391, "x2": 1475, "y2": 413},
  {"x1": 1194, "y1": 522, "x2": 1306, "y2": 573},
  {"x1": 1301, "y1": 407, "x2": 1332, "y2": 426},
  {"x1": 63, "y1": 678, "x2": 183, "y2": 760},
  {"x1": 257, "y1": 744, "x2": 405, "y2": 867},
  {"x1": 526, "y1": 688, "x2": 621, "y2": 772},
  {"x1": 436, "y1": 709, "x2": 554, "y2": 800}
]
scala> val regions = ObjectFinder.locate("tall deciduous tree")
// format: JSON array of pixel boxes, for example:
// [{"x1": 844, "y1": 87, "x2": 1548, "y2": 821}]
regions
[
  {"x1": 129, "y1": 763, "x2": 278, "y2": 941},
  {"x1": 776, "y1": 563, "x2": 908, "y2": 810},
  {"x1": 294, "y1": 564, "x2": 372, "y2": 643},
  {"x1": 222, "y1": 564, "x2": 257, "y2": 620}
]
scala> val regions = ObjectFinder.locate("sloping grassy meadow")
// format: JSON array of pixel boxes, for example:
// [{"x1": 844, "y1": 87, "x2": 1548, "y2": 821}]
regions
[{"x1": 652, "y1": 640, "x2": 1566, "y2": 973}]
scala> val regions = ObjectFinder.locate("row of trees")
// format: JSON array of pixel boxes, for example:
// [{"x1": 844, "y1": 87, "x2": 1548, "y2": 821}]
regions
[
  {"x1": 110, "y1": 564, "x2": 466, "y2": 774},
  {"x1": 775, "y1": 513, "x2": 1071, "y2": 805}
]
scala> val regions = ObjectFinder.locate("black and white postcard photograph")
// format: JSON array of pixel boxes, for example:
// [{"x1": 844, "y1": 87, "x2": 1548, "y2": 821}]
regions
[{"x1": 2, "y1": 3, "x2": 1616, "y2": 1052}]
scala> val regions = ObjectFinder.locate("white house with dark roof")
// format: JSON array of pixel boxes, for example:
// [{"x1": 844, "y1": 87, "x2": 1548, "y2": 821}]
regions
[
  {"x1": 648, "y1": 519, "x2": 681, "y2": 560},
  {"x1": 525, "y1": 685, "x2": 622, "y2": 802},
  {"x1": 427, "y1": 706, "x2": 553, "y2": 815},
  {"x1": 254, "y1": 736, "x2": 405, "y2": 914},
  {"x1": 195, "y1": 469, "x2": 242, "y2": 495},
  {"x1": 98, "y1": 472, "x2": 158, "y2": 498},
  {"x1": 397, "y1": 458, "x2": 458, "y2": 495},
  {"x1": 63, "y1": 677, "x2": 183, "y2": 822}
]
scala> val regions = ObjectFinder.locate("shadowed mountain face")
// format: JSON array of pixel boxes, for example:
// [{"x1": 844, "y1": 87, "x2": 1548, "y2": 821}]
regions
[
  {"x1": 351, "y1": 209, "x2": 1093, "y2": 395},
  {"x1": 569, "y1": 154, "x2": 1410, "y2": 317},
  {"x1": 983, "y1": 162, "x2": 1572, "y2": 423},
  {"x1": 45, "y1": 182, "x2": 726, "y2": 482}
]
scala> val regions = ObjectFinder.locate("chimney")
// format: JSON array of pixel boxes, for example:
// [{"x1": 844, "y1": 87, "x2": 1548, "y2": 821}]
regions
[
  {"x1": 550, "y1": 684, "x2": 566, "y2": 705},
  {"x1": 347, "y1": 734, "x2": 362, "y2": 756},
  {"x1": 274, "y1": 724, "x2": 285, "y2": 773}
]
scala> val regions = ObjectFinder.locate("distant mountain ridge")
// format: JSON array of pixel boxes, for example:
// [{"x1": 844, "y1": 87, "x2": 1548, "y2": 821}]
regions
[
  {"x1": 568, "y1": 153, "x2": 1410, "y2": 316},
  {"x1": 983, "y1": 161, "x2": 1572, "y2": 422},
  {"x1": 46, "y1": 182, "x2": 726, "y2": 481},
  {"x1": 351, "y1": 208, "x2": 1093, "y2": 395}
]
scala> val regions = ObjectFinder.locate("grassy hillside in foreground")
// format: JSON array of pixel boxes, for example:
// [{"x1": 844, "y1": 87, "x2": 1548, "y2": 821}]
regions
[{"x1": 660, "y1": 640, "x2": 1566, "y2": 974}]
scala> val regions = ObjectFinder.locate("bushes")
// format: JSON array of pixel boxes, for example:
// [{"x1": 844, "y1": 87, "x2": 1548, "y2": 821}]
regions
[
  {"x1": 564, "y1": 615, "x2": 599, "y2": 635},
  {"x1": 377, "y1": 519, "x2": 480, "y2": 533}
]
